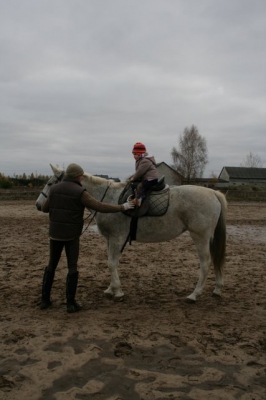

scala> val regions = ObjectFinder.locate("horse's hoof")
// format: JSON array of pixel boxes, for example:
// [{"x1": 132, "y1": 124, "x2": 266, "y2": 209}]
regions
[
  {"x1": 114, "y1": 295, "x2": 124, "y2": 302},
  {"x1": 185, "y1": 297, "x2": 196, "y2": 304},
  {"x1": 104, "y1": 292, "x2": 114, "y2": 299},
  {"x1": 212, "y1": 292, "x2": 221, "y2": 298}
]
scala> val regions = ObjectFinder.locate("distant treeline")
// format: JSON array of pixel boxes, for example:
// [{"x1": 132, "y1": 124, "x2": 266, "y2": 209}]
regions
[
  {"x1": 0, "y1": 172, "x2": 120, "y2": 189},
  {"x1": 0, "y1": 173, "x2": 51, "y2": 189}
]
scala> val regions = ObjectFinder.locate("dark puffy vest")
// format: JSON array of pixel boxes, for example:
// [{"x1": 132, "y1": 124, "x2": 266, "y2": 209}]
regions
[{"x1": 48, "y1": 180, "x2": 86, "y2": 240}]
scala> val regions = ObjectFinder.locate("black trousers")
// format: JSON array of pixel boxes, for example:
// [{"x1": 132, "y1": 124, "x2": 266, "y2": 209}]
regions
[
  {"x1": 47, "y1": 238, "x2": 80, "y2": 274},
  {"x1": 138, "y1": 179, "x2": 158, "y2": 198}
]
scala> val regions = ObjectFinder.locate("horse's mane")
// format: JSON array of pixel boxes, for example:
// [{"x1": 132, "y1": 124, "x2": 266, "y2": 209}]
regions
[{"x1": 83, "y1": 173, "x2": 125, "y2": 188}]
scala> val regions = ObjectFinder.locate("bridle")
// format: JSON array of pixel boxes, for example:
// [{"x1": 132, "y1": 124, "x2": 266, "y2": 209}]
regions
[
  {"x1": 38, "y1": 173, "x2": 112, "y2": 236},
  {"x1": 40, "y1": 171, "x2": 65, "y2": 199}
]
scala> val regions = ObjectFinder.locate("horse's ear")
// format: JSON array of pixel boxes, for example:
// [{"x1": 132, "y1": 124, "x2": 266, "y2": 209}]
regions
[
  {"x1": 50, "y1": 163, "x2": 63, "y2": 177},
  {"x1": 50, "y1": 164, "x2": 57, "y2": 174}
]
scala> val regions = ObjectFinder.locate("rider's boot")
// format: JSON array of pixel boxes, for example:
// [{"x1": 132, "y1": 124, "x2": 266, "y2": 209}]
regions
[
  {"x1": 66, "y1": 271, "x2": 82, "y2": 313},
  {"x1": 40, "y1": 268, "x2": 55, "y2": 309}
]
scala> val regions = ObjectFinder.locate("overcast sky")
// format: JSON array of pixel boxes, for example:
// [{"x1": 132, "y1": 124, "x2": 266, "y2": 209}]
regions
[{"x1": 0, "y1": 0, "x2": 265, "y2": 180}]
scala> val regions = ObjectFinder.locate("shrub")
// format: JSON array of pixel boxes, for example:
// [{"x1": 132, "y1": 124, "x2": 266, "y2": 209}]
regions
[{"x1": 0, "y1": 178, "x2": 13, "y2": 189}]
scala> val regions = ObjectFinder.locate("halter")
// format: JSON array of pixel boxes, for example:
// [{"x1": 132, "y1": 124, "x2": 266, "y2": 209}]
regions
[{"x1": 39, "y1": 173, "x2": 111, "y2": 236}]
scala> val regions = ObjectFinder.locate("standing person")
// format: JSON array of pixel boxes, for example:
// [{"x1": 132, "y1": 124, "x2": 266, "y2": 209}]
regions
[
  {"x1": 130, "y1": 142, "x2": 158, "y2": 206},
  {"x1": 40, "y1": 163, "x2": 134, "y2": 313}
]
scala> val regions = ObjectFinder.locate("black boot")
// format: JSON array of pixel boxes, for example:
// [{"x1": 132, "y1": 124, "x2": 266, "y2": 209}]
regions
[
  {"x1": 40, "y1": 268, "x2": 55, "y2": 309},
  {"x1": 66, "y1": 272, "x2": 82, "y2": 313}
]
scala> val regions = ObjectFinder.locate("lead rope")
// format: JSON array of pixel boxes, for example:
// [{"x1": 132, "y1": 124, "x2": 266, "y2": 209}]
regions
[{"x1": 81, "y1": 182, "x2": 111, "y2": 236}]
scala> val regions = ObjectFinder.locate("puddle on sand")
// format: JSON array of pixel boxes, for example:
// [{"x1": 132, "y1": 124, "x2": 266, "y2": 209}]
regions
[{"x1": 227, "y1": 225, "x2": 266, "y2": 244}]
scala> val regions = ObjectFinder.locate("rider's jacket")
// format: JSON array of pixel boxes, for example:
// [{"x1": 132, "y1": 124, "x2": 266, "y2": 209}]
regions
[{"x1": 131, "y1": 153, "x2": 158, "y2": 182}]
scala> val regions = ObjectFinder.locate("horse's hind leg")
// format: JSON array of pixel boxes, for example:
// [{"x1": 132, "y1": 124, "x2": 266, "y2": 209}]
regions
[
  {"x1": 212, "y1": 263, "x2": 223, "y2": 297},
  {"x1": 104, "y1": 238, "x2": 124, "y2": 300},
  {"x1": 187, "y1": 233, "x2": 212, "y2": 302}
]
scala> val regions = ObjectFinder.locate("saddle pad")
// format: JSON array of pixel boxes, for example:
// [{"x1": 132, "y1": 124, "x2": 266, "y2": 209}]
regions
[
  {"x1": 118, "y1": 183, "x2": 169, "y2": 217},
  {"x1": 147, "y1": 185, "x2": 169, "y2": 216}
]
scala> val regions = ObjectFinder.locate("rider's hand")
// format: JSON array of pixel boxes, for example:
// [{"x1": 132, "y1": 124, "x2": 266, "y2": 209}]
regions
[{"x1": 123, "y1": 201, "x2": 135, "y2": 210}]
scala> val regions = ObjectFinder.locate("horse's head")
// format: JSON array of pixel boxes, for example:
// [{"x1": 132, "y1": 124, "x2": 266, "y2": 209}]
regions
[{"x1": 35, "y1": 164, "x2": 64, "y2": 211}]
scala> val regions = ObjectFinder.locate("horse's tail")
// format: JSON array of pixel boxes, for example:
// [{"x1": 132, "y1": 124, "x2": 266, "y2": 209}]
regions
[{"x1": 210, "y1": 191, "x2": 227, "y2": 275}]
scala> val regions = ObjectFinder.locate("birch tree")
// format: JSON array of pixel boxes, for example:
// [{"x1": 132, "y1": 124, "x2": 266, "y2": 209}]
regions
[
  {"x1": 240, "y1": 152, "x2": 263, "y2": 168},
  {"x1": 171, "y1": 125, "x2": 208, "y2": 183}
]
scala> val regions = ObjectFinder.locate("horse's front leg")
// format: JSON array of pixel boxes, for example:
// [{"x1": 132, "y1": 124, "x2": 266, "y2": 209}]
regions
[
  {"x1": 186, "y1": 234, "x2": 212, "y2": 302},
  {"x1": 104, "y1": 238, "x2": 124, "y2": 301}
]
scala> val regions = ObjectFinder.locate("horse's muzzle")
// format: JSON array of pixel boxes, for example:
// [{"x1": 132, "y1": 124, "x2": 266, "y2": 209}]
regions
[{"x1": 36, "y1": 202, "x2": 41, "y2": 211}]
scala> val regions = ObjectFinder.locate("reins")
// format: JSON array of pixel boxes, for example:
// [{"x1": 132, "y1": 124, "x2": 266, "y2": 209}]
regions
[
  {"x1": 81, "y1": 181, "x2": 111, "y2": 236},
  {"x1": 39, "y1": 172, "x2": 111, "y2": 237}
]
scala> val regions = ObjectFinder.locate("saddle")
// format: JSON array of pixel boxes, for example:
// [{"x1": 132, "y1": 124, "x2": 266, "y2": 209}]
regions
[
  {"x1": 118, "y1": 176, "x2": 169, "y2": 218},
  {"x1": 118, "y1": 177, "x2": 170, "y2": 252}
]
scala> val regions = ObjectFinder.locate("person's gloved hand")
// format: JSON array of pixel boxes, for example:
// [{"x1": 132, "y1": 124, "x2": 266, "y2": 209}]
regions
[{"x1": 123, "y1": 201, "x2": 135, "y2": 210}]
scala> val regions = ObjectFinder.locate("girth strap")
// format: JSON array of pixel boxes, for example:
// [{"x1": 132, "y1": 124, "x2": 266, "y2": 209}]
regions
[{"x1": 120, "y1": 217, "x2": 139, "y2": 253}]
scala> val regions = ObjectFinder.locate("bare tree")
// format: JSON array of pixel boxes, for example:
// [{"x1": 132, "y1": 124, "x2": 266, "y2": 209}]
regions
[
  {"x1": 210, "y1": 172, "x2": 218, "y2": 181},
  {"x1": 240, "y1": 152, "x2": 263, "y2": 168},
  {"x1": 171, "y1": 125, "x2": 208, "y2": 183}
]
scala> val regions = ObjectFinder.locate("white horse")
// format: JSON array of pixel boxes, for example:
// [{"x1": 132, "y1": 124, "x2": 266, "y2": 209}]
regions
[{"x1": 36, "y1": 164, "x2": 227, "y2": 303}]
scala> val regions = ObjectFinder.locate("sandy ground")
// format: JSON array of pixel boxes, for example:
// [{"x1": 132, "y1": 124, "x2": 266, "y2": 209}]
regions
[{"x1": 0, "y1": 200, "x2": 265, "y2": 400}]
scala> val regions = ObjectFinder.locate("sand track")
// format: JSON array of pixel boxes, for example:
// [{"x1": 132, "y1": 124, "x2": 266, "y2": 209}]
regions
[{"x1": 0, "y1": 200, "x2": 265, "y2": 399}]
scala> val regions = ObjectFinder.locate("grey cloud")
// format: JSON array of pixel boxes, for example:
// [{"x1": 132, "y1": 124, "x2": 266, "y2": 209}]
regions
[{"x1": 0, "y1": 0, "x2": 265, "y2": 179}]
